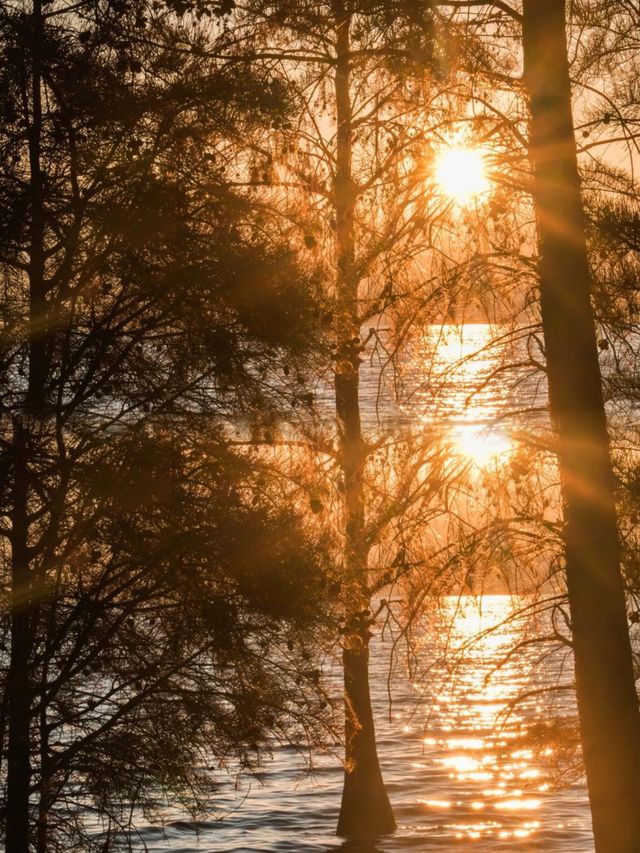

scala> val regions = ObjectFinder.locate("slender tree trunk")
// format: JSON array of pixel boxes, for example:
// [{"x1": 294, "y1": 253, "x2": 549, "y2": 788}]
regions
[
  {"x1": 522, "y1": 3, "x2": 640, "y2": 849},
  {"x1": 333, "y1": 4, "x2": 395, "y2": 838},
  {"x1": 6, "y1": 423, "x2": 35, "y2": 853},
  {"x1": 6, "y1": 1, "x2": 48, "y2": 848},
  {"x1": 36, "y1": 614, "x2": 53, "y2": 853},
  {"x1": 35, "y1": 756, "x2": 50, "y2": 853}
]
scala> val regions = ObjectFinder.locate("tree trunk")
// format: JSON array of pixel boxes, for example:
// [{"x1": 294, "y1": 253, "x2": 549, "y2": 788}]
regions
[
  {"x1": 6, "y1": 423, "x2": 35, "y2": 853},
  {"x1": 6, "y1": 1, "x2": 48, "y2": 848},
  {"x1": 333, "y1": 4, "x2": 395, "y2": 838},
  {"x1": 522, "y1": 2, "x2": 640, "y2": 850}
]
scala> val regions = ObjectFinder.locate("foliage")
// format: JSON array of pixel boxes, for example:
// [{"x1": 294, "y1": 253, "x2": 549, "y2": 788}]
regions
[{"x1": 0, "y1": 0, "x2": 335, "y2": 848}]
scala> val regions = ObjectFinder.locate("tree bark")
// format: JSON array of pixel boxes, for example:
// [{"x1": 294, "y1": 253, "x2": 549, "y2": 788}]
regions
[
  {"x1": 522, "y1": 2, "x2": 640, "y2": 850},
  {"x1": 332, "y1": 4, "x2": 395, "y2": 839}
]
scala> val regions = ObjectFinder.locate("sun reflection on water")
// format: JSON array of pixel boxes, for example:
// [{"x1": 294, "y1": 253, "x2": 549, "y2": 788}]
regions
[
  {"x1": 416, "y1": 324, "x2": 516, "y2": 470},
  {"x1": 417, "y1": 595, "x2": 551, "y2": 844}
]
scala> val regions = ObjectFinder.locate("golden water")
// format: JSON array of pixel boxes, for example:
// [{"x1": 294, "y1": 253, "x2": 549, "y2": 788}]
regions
[
  {"x1": 135, "y1": 326, "x2": 595, "y2": 850},
  {"x1": 138, "y1": 596, "x2": 592, "y2": 851}
]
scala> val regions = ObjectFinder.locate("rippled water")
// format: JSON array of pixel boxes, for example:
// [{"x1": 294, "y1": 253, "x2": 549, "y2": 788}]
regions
[
  {"x1": 359, "y1": 323, "x2": 548, "y2": 441},
  {"x1": 136, "y1": 597, "x2": 592, "y2": 852},
  {"x1": 136, "y1": 326, "x2": 597, "y2": 851}
]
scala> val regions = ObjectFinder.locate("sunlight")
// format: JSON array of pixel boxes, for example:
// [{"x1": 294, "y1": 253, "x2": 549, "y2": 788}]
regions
[
  {"x1": 419, "y1": 596, "x2": 548, "y2": 844},
  {"x1": 444, "y1": 594, "x2": 517, "y2": 651},
  {"x1": 434, "y1": 146, "x2": 490, "y2": 205},
  {"x1": 6, "y1": 0, "x2": 631, "y2": 847},
  {"x1": 420, "y1": 324, "x2": 514, "y2": 469},
  {"x1": 454, "y1": 422, "x2": 513, "y2": 468}
]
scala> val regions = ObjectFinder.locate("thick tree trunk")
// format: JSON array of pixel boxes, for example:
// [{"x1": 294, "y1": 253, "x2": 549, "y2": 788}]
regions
[
  {"x1": 333, "y1": 4, "x2": 395, "y2": 839},
  {"x1": 522, "y1": 2, "x2": 640, "y2": 850}
]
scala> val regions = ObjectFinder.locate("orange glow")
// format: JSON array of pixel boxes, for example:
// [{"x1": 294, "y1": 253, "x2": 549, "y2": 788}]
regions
[{"x1": 434, "y1": 146, "x2": 490, "y2": 205}]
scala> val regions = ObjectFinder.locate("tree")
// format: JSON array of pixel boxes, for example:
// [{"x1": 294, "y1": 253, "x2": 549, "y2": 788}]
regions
[
  {"x1": 14, "y1": 425, "x2": 334, "y2": 852},
  {"x1": 0, "y1": 1, "x2": 334, "y2": 848},
  {"x1": 521, "y1": 2, "x2": 640, "y2": 848},
  {"x1": 221, "y1": 0, "x2": 466, "y2": 836},
  {"x1": 430, "y1": 1, "x2": 640, "y2": 848}
]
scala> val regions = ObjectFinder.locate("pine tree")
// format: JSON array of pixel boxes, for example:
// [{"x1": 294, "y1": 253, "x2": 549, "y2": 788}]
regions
[
  {"x1": 522, "y1": 2, "x2": 640, "y2": 848},
  {"x1": 223, "y1": 0, "x2": 458, "y2": 837},
  {"x1": 0, "y1": 1, "x2": 333, "y2": 848}
]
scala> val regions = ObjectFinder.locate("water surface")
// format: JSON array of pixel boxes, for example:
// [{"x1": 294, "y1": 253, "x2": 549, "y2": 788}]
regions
[
  {"x1": 136, "y1": 597, "x2": 593, "y2": 852},
  {"x1": 138, "y1": 326, "x2": 597, "y2": 851}
]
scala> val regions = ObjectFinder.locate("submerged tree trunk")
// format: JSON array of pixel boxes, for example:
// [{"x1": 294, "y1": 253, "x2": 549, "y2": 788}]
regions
[
  {"x1": 522, "y1": 2, "x2": 640, "y2": 849},
  {"x1": 333, "y1": 4, "x2": 395, "y2": 839}
]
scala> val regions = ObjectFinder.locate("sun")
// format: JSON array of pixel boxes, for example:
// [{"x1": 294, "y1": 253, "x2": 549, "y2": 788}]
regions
[
  {"x1": 434, "y1": 146, "x2": 490, "y2": 205},
  {"x1": 454, "y1": 423, "x2": 513, "y2": 469}
]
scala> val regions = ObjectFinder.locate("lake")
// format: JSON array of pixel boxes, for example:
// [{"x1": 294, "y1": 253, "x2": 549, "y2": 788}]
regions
[
  {"x1": 134, "y1": 596, "x2": 593, "y2": 852},
  {"x1": 137, "y1": 325, "x2": 597, "y2": 851}
]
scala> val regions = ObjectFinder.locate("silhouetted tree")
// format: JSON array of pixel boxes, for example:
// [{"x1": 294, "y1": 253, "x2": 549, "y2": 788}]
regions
[
  {"x1": 522, "y1": 2, "x2": 640, "y2": 849},
  {"x1": 219, "y1": 0, "x2": 464, "y2": 837},
  {"x1": 0, "y1": 1, "x2": 334, "y2": 849},
  {"x1": 430, "y1": 2, "x2": 640, "y2": 849}
]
